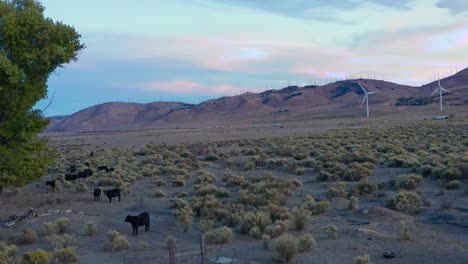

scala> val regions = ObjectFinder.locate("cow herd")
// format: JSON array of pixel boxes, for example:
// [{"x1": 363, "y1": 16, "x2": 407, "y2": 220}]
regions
[{"x1": 44, "y1": 164, "x2": 149, "y2": 235}]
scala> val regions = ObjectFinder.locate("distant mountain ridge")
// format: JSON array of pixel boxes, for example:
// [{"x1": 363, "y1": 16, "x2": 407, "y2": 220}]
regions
[{"x1": 45, "y1": 68, "x2": 468, "y2": 132}]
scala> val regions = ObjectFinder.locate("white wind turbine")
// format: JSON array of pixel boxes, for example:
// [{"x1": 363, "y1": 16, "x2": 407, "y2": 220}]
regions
[
  {"x1": 358, "y1": 82, "x2": 378, "y2": 118},
  {"x1": 430, "y1": 76, "x2": 449, "y2": 113}
]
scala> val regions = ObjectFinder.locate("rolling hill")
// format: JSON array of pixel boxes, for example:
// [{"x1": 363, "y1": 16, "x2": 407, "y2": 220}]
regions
[{"x1": 45, "y1": 69, "x2": 468, "y2": 132}]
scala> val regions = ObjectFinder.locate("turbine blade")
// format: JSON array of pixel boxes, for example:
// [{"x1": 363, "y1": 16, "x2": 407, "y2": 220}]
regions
[
  {"x1": 361, "y1": 94, "x2": 367, "y2": 107},
  {"x1": 357, "y1": 82, "x2": 367, "y2": 93},
  {"x1": 441, "y1": 88, "x2": 449, "y2": 93},
  {"x1": 430, "y1": 88, "x2": 439, "y2": 97},
  {"x1": 367, "y1": 91, "x2": 378, "y2": 95}
]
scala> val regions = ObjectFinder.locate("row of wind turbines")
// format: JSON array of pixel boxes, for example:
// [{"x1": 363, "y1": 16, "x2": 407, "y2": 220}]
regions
[{"x1": 358, "y1": 76, "x2": 450, "y2": 118}]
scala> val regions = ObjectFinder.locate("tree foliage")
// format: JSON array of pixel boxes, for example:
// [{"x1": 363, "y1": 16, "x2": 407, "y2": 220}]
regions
[{"x1": 0, "y1": 0, "x2": 84, "y2": 190}]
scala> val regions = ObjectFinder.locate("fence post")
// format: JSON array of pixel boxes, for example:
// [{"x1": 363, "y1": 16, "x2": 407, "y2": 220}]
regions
[
  {"x1": 168, "y1": 237, "x2": 176, "y2": 264},
  {"x1": 200, "y1": 233, "x2": 207, "y2": 264}
]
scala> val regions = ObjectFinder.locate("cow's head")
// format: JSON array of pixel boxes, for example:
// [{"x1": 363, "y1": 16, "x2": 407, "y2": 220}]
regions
[{"x1": 124, "y1": 215, "x2": 131, "y2": 222}]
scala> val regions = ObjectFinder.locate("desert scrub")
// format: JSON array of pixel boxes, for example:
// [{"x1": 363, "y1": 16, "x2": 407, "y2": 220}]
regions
[
  {"x1": 243, "y1": 161, "x2": 256, "y2": 171},
  {"x1": 395, "y1": 174, "x2": 423, "y2": 190},
  {"x1": 205, "y1": 226, "x2": 233, "y2": 244},
  {"x1": 272, "y1": 234, "x2": 298, "y2": 264},
  {"x1": 268, "y1": 204, "x2": 291, "y2": 221},
  {"x1": 0, "y1": 242, "x2": 17, "y2": 264},
  {"x1": 154, "y1": 189, "x2": 166, "y2": 197},
  {"x1": 302, "y1": 200, "x2": 330, "y2": 215},
  {"x1": 169, "y1": 198, "x2": 187, "y2": 209},
  {"x1": 297, "y1": 234, "x2": 316, "y2": 252},
  {"x1": 55, "y1": 217, "x2": 71, "y2": 234},
  {"x1": 105, "y1": 230, "x2": 129, "y2": 252},
  {"x1": 290, "y1": 208, "x2": 310, "y2": 231},
  {"x1": 13, "y1": 228, "x2": 38, "y2": 245},
  {"x1": 21, "y1": 249, "x2": 51, "y2": 264},
  {"x1": 198, "y1": 218, "x2": 214, "y2": 233},
  {"x1": 174, "y1": 205, "x2": 194, "y2": 232},
  {"x1": 238, "y1": 211, "x2": 272, "y2": 234},
  {"x1": 133, "y1": 242, "x2": 150, "y2": 251},
  {"x1": 264, "y1": 220, "x2": 289, "y2": 239},
  {"x1": 295, "y1": 167, "x2": 305, "y2": 175},
  {"x1": 344, "y1": 162, "x2": 371, "y2": 181},
  {"x1": 387, "y1": 191, "x2": 422, "y2": 214},
  {"x1": 81, "y1": 222, "x2": 96, "y2": 236},
  {"x1": 50, "y1": 247, "x2": 78, "y2": 263},
  {"x1": 194, "y1": 171, "x2": 216, "y2": 184},
  {"x1": 262, "y1": 235, "x2": 271, "y2": 249},
  {"x1": 354, "y1": 254, "x2": 372, "y2": 264},
  {"x1": 172, "y1": 177, "x2": 185, "y2": 187},
  {"x1": 189, "y1": 195, "x2": 222, "y2": 219},
  {"x1": 75, "y1": 182, "x2": 89, "y2": 192},
  {"x1": 353, "y1": 180, "x2": 378, "y2": 195},
  {"x1": 348, "y1": 196, "x2": 359, "y2": 211},
  {"x1": 322, "y1": 225, "x2": 338, "y2": 239},
  {"x1": 47, "y1": 234, "x2": 77, "y2": 249},
  {"x1": 328, "y1": 182, "x2": 348, "y2": 198},
  {"x1": 222, "y1": 174, "x2": 245, "y2": 187},
  {"x1": 398, "y1": 221, "x2": 414, "y2": 241},
  {"x1": 445, "y1": 180, "x2": 462, "y2": 189}
]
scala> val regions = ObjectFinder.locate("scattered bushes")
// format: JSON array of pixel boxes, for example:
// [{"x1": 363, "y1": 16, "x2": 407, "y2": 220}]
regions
[
  {"x1": 13, "y1": 228, "x2": 38, "y2": 245},
  {"x1": 76, "y1": 182, "x2": 89, "y2": 192},
  {"x1": 0, "y1": 242, "x2": 17, "y2": 264},
  {"x1": 290, "y1": 208, "x2": 310, "y2": 231},
  {"x1": 445, "y1": 180, "x2": 462, "y2": 189},
  {"x1": 272, "y1": 234, "x2": 298, "y2": 263},
  {"x1": 47, "y1": 234, "x2": 77, "y2": 249},
  {"x1": 50, "y1": 247, "x2": 78, "y2": 263},
  {"x1": 154, "y1": 189, "x2": 166, "y2": 197},
  {"x1": 328, "y1": 183, "x2": 348, "y2": 198},
  {"x1": 353, "y1": 180, "x2": 378, "y2": 195},
  {"x1": 322, "y1": 225, "x2": 338, "y2": 239},
  {"x1": 205, "y1": 226, "x2": 233, "y2": 244},
  {"x1": 297, "y1": 234, "x2": 316, "y2": 252},
  {"x1": 174, "y1": 205, "x2": 194, "y2": 232},
  {"x1": 348, "y1": 196, "x2": 359, "y2": 211}
]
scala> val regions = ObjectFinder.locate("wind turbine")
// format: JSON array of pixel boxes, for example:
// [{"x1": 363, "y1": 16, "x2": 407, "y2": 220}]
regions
[
  {"x1": 358, "y1": 82, "x2": 378, "y2": 118},
  {"x1": 430, "y1": 76, "x2": 449, "y2": 113}
]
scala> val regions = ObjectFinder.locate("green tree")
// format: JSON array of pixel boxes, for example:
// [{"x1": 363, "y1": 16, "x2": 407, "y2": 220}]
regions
[{"x1": 0, "y1": 0, "x2": 84, "y2": 192}]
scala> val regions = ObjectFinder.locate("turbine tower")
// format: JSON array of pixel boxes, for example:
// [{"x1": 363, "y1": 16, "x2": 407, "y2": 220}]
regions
[
  {"x1": 358, "y1": 82, "x2": 378, "y2": 118},
  {"x1": 430, "y1": 76, "x2": 449, "y2": 113}
]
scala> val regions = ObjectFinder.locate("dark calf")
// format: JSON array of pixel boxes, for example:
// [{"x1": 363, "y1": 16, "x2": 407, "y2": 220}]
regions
[
  {"x1": 124, "y1": 211, "x2": 150, "y2": 235},
  {"x1": 93, "y1": 188, "x2": 101, "y2": 200},
  {"x1": 46, "y1": 180, "x2": 56, "y2": 192},
  {"x1": 103, "y1": 188, "x2": 121, "y2": 203},
  {"x1": 97, "y1": 166, "x2": 109, "y2": 171},
  {"x1": 65, "y1": 174, "x2": 78, "y2": 181}
]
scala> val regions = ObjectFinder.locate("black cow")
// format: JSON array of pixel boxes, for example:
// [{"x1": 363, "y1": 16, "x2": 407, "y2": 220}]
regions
[
  {"x1": 46, "y1": 180, "x2": 56, "y2": 192},
  {"x1": 97, "y1": 166, "x2": 109, "y2": 171},
  {"x1": 93, "y1": 188, "x2": 101, "y2": 200},
  {"x1": 70, "y1": 165, "x2": 77, "y2": 174},
  {"x1": 78, "y1": 169, "x2": 93, "y2": 179},
  {"x1": 124, "y1": 211, "x2": 150, "y2": 235},
  {"x1": 65, "y1": 174, "x2": 78, "y2": 181},
  {"x1": 103, "y1": 188, "x2": 121, "y2": 203},
  {"x1": 105, "y1": 167, "x2": 115, "y2": 173}
]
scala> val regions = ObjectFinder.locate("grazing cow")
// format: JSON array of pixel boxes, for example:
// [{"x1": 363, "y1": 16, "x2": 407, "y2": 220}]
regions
[
  {"x1": 65, "y1": 174, "x2": 78, "y2": 181},
  {"x1": 124, "y1": 211, "x2": 150, "y2": 235},
  {"x1": 103, "y1": 188, "x2": 121, "y2": 203},
  {"x1": 90, "y1": 151, "x2": 94, "y2": 157},
  {"x1": 84, "y1": 161, "x2": 90, "y2": 167},
  {"x1": 93, "y1": 188, "x2": 101, "y2": 200},
  {"x1": 105, "y1": 167, "x2": 115, "y2": 173},
  {"x1": 78, "y1": 169, "x2": 93, "y2": 179},
  {"x1": 97, "y1": 166, "x2": 109, "y2": 171},
  {"x1": 45, "y1": 180, "x2": 56, "y2": 192}
]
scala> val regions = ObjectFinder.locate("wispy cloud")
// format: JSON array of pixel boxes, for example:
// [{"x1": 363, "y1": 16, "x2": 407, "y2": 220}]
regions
[
  {"x1": 436, "y1": 0, "x2": 468, "y2": 14},
  {"x1": 113, "y1": 80, "x2": 242, "y2": 95}
]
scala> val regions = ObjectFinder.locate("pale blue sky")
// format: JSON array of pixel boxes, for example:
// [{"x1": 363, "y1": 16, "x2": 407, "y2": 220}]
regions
[{"x1": 36, "y1": 0, "x2": 468, "y2": 116}]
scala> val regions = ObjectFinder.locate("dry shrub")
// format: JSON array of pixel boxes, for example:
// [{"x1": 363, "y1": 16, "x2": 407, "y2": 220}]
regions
[
  {"x1": 47, "y1": 234, "x2": 76, "y2": 249},
  {"x1": 264, "y1": 220, "x2": 289, "y2": 239},
  {"x1": 189, "y1": 195, "x2": 221, "y2": 219},
  {"x1": 268, "y1": 204, "x2": 291, "y2": 221},
  {"x1": 262, "y1": 235, "x2": 271, "y2": 249},
  {"x1": 354, "y1": 254, "x2": 371, "y2": 264},
  {"x1": 169, "y1": 198, "x2": 187, "y2": 209},
  {"x1": 195, "y1": 172, "x2": 216, "y2": 184},
  {"x1": 387, "y1": 191, "x2": 422, "y2": 214},
  {"x1": 215, "y1": 187, "x2": 231, "y2": 198},
  {"x1": 105, "y1": 230, "x2": 129, "y2": 252},
  {"x1": 290, "y1": 208, "x2": 310, "y2": 231},
  {"x1": 55, "y1": 217, "x2": 71, "y2": 234},
  {"x1": 50, "y1": 247, "x2": 78, "y2": 263},
  {"x1": 303, "y1": 200, "x2": 330, "y2": 215},
  {"x1": 174, "y1": 205, "x2": 194, "y2": 232},
  {"x1": 345, "y1": 162, "x2": 371, "y2": 181},
  {"x1": 395, "y1": 174, "x2": 423, "y2": 190},
  {"x1": 21, "y1": 249, "x2": 50, "y2": 264},
  {"x1": 295, "y1": 167, "x2": 305, "y2": 175},
  {"x1": 297, "y1": 234, "x2": 316, "y2": 252},
  {"x1": 133, "y1": 242, "x2": 149, "y2": 252},
  {"x1": 0, "y1": 242, "x2": 17, "y2": 264},
  {"x1": 322, "y1": 225, "x2": 338, "y2": 239},
  {"x1": 172, "y1": 177, "x2": 185, "y2": 187},
  {"x1": 14, "y1": 228, "x2": 38, "y2": 245},
  {"x1": 198, "y1": 218, "x2": 214, "y2": 233},
  {"x1": 154, "y1": 189, "x2": 166, "y2": 197},
  {"x1": 353, "y1": 180, "x2": 378, "y2": 195},
  {"x1": 328, "y1": 183, "x2": 348, "y2": 198},
  {"x1": 205, "y1": 226, "x2": 233, "y2": 244},
  {"x1": 41, "y1": 222, "x2": 58, "y2": 236},
  {"x1": 398, "y1": 221, "x2": 414, "y2": 241},
  {"x1": 222, "y1": 174, "x2": 245, "y2": 187},
  {"x1": 75, "y1": 182, "x2": 89, "y2": 192},
  {"x1": 348, "y1": 196, "x2": 359, "y2": 211},
  {"x1": 238, "y1": 211, "x2": 272, "y2": 234},
  {"x1": 445, "y1": 180, "x2": 462, "y2": 189},
  {"x1": 249, "y1": 226, "x2": 262, "y2": 239},
  {"x1": 81, "y1": 222, "x2": 96, "y2": 236},
  {"x1": 272, "y1": 234, "x2": 298, "y2": 264},
  {"x1": 177, "y1": 192, "x2": 189, "y2": 198}
]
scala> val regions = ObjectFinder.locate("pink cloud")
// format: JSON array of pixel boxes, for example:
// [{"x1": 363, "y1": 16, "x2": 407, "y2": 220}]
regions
[{"x1": 113, "y1": 80, "x2": 243, "y2": 95}]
